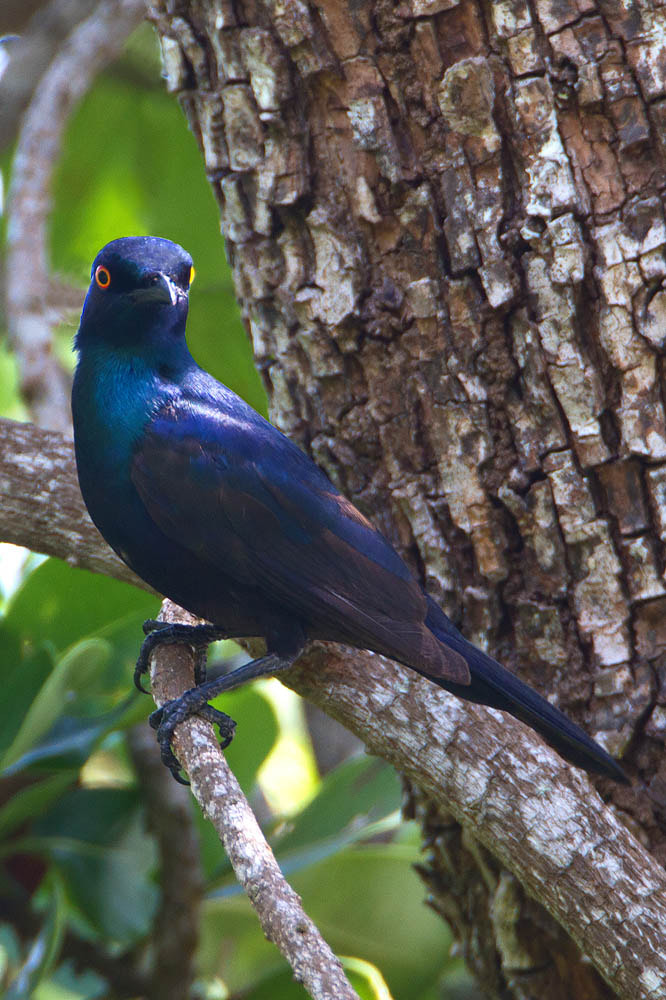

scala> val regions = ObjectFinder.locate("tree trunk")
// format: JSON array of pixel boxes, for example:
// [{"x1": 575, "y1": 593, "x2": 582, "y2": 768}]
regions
[{"x1": 151, "y1": 1, "x2": 666, "y2": 995}]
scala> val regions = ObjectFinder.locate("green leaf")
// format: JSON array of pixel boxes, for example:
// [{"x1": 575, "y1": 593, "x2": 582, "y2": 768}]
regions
[
  {"x1": 208, "y1": 757, "x2": 403, "y2": 895},
  {"x1": 2, "y1": 708, "x2": 127, "y2": 775},
  {"x1": 0, "y1": 558, "x2": 159, "y2": 769},
  {"x1": 342, "y1": 957, "x2": 394, "y2": 1000},
  {"x1": 199, "y1": 843, "x2": 454, "y2": 998},
  {"x1": 275, "y1": 755, "x2": 401, "y2": 856},
  {"x1": 223, "y1": 958, "x2": 395, "y2": 1000},
  {"x1": 198, "y1": 894, "x2": 286, "y2": 991},
  {"x1": 1, "y1": 640, "x2": 111, "y2": 770},
  {"x1": 0, "y1": 646, "x2": 54, "y2": 760},
  {"x1": 4, "y1": 559, "x2": 156, "y2": 656},
  {"x1": 33, "y1": 961, "x2": 106, "y2": 1000},
  {"x1": 214, "y1": 685, "x2": 279, "y2": 793},
  {"x1": 0, "y1": 773, "x2": 75, "y2": 839},
  {"x1": 289, "y1": 845, "x2": 453, "y2": 999},
  {"x1": 34, "y1": 788, "x2": 158, "y2": 942},
  {"x1": 4, "y1": 872, "x2": 67, "y2": 999}
]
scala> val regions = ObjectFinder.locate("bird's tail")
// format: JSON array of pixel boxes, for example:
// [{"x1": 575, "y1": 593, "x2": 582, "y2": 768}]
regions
[{"x1": 424, "y1": 600, "x2": 628, "y2": 783}]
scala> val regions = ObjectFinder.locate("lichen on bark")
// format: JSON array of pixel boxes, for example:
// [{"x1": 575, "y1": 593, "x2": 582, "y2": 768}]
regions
[{"x1": 149, "y1": 0, "x2": 666, "y2": 994}]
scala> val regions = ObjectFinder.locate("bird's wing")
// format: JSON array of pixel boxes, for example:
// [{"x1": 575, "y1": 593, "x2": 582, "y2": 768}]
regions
[{"x1": 130, "y1": 399, "x2": 469, "y2": 685}]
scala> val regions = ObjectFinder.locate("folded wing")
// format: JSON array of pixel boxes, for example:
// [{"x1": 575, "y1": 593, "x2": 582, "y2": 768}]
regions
[{"x1": 131, "y1": 399, "x2": 470, "y2": 686}]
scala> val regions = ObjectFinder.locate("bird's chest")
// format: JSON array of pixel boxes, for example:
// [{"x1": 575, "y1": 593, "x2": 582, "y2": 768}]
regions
[
  {"x1": 74, "y1": 432, "x2": 160, "y2": 579},
  {"x1": 72, "y1": 358, "x2": 166, "y2": 564}
]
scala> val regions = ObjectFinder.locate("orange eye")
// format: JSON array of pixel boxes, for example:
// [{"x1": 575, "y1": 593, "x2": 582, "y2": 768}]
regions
[
  {"x1": 95, "y1": 265, "x2": 111, "y2": 289},
  {"x1": 189, "y1": 266, "x2": 196, "y2": 285}
]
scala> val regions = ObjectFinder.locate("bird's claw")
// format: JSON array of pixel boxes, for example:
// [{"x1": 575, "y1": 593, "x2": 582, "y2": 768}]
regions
[
  {"x1": 135, "y1": 620, "x2": 230, "y2": 693},
  {"x1": 149, "y1": 697, "x2": 237, "y2": 783},
  {"x1": 142, "y1": 619, "x2": 163, "y2": 636},
  {"x1": 134, "y1": 621, "x2": 171, "y2": 692},
  {"x1": 134, "y1": 668, "x2": 150, "y2": 695}
]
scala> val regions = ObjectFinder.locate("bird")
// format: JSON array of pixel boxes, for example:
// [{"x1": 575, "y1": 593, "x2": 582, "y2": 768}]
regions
[{"x1": 71, "y1": 236, "x2": 627, "y2": 785}]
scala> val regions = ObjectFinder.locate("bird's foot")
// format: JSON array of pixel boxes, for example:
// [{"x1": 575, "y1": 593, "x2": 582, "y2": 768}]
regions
[
  {"x1": 134, "y1": 620, "x2": 230, "y2": 693},
  {"x1": 149, "y1": 697, "x2": 237, "y2": 784},
  {"x1": 146, "y1": 650, "x2": 298, "y2": 781}
]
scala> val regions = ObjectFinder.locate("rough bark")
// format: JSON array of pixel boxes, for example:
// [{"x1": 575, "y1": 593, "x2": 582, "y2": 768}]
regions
[{"x1": 144, "y1": 1, "x2": 666, "y2": 995}]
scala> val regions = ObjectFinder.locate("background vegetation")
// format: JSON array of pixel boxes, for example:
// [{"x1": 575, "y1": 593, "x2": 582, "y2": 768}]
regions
[{"x1": 0, "y1": 25, "x2": 476, "y2": 1000}]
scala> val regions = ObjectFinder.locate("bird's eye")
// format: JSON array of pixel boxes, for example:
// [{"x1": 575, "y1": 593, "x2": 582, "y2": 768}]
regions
[
  {"x1": 189, "y1": 266, "x2": 196, "y2": 286},
  {"x1": 95, "y1": 265, "x2": 111, "y2": 289}
]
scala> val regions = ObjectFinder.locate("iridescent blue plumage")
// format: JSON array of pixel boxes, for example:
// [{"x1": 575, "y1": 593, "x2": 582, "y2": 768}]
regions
[{"x1": 72, "y1": 236, "x2": 627, "y2": 784}]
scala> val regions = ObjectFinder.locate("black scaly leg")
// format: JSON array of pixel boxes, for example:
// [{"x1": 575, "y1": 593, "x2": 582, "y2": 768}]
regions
[
  {"x1": 150, "y1": 651, "x2": 298, "y2": 782},
  {"x1": 135, "y1": 619, "x2": 240, "y2": 784}
]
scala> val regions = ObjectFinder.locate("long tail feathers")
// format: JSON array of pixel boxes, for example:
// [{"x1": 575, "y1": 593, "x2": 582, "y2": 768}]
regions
[{"x1": 424, "y1": 603, "x2": 628, "y2": 783}]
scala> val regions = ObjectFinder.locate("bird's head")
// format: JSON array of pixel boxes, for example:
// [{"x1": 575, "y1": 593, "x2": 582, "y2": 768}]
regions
[{"x1": 76, "y1": 236, "x2": 195, "y2": 353}]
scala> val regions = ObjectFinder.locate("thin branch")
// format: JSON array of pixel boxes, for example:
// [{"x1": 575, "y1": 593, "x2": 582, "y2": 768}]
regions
[
  {"x1": 0, "y1": 0, "x2": 96, "y2": 152},
  {"x1": 127, "y1": 725, "x2": 204, "y2": 1000},
  {"x1": 4, "y1": 0, "x2": 145, "y2": 432},
  {"x1": 149, "y1": 600, "x2": 362, "y2": 1000},
  {"x1": 2, "y1": 415, "x2": 666, "y2": 999}
]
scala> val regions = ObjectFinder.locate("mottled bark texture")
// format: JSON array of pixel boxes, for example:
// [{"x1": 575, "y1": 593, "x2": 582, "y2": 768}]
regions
[{"x1": 148, "y1": 1, "x2": 666, "y2": 996}]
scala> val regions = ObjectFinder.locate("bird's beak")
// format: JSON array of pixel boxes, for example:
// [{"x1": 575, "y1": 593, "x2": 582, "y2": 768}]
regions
[
  {"x1": 152, "y1": 273, "x2": 180, "y2": 306},
  {"x1": 136, "y1": 272, "x2": 183, "y2": 306}
]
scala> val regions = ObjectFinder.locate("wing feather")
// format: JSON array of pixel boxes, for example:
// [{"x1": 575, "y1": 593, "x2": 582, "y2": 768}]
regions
[{"x1": 131, "y1": 401, "x2": 469, "y2": 685}]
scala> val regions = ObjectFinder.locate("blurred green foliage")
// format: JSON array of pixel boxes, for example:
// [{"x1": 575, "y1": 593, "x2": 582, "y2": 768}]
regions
[
  {"x1": 51, "y1": 26, "x2": 267, "y2": 415},
  {"x1": 0, "y1": 23, "x2": 476, "y2": 1000}
]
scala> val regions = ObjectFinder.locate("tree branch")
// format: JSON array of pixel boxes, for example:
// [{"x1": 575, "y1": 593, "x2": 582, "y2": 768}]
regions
[
  {"x1": 2, "y1": 414, "x2": 666, "y2": 999},
  {"x1": 4, "y1": 0, "x2": 145, "y2": 432},
  {"x1": 0, "y1": 0, "x2": 99, "y2": 153},
  {"x1": 149, "y1": 600, "x2": 361, "y2": 1000}
]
